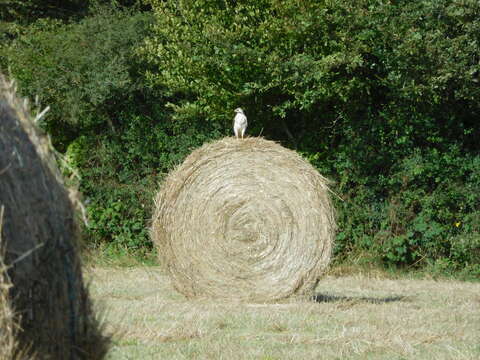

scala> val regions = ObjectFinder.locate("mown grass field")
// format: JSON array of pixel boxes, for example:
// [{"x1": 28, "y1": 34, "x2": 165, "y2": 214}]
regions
[{"x1": 87, "y1": 266, "x2": 480, "y2": 360}]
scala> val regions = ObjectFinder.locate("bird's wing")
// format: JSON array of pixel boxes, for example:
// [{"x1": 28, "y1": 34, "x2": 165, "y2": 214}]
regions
[
  {"x1": 233, "y1": 113, "x2": 247, "y2": 129},
  {"x1": 241, "y1": 114, "x2": 247, "y2": 126}
]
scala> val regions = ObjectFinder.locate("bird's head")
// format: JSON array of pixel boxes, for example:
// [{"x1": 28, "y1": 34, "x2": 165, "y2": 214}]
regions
[{"x1": 234, "y1": 107, "x2": 244, "y2": 114}]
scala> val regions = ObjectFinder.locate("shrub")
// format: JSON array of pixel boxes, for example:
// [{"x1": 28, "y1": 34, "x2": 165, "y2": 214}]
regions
[
  {"x1": 65, "y1": 108, "x2": 221, "y2": 251},
  {"x1": 4, "y1": 6, "x2": 168, "y2": 253},
  {"x1": 4, "y1": 6, "x2": 154, "y2": 149},
  {"x1": 143, "y1": 0, "x2": 480, "y2": 273}
]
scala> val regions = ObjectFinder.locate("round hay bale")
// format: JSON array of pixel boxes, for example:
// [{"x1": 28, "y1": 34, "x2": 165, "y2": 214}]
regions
[
  {"x1": 0, "y1": 74, "x2": 109, "y2": 359},
  {"x1": 151, "y1": 137, "x2": 336, "y2": 302}
]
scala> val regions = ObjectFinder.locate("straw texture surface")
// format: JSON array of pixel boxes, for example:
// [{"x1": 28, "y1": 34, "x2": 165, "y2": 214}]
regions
[
  {"x1": 0, "y1": 74, "x2": 108, "y2": 359},
  {"x1": 152, "y1": 137, "x2": 336, "y2": 302}
]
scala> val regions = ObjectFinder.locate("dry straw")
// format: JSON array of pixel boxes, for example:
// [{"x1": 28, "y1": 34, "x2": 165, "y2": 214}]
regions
[
  {"x1": 151, "y1": 137, "x2": 336, "y2": 302},
  {"x1": 0, "y1": 74, "x2": 108, "y2": 359},
  {"x1": 0, "y1": 207, "x2": 23, "y2": 360}
]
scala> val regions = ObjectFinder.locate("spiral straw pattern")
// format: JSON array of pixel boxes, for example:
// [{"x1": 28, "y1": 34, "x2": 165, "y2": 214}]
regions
[{"x1": 151, "y1": 137, "x2": 336, "y2": 302}]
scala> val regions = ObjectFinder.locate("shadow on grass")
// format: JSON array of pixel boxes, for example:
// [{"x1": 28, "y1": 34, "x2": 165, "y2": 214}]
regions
[{"x1": 312, "y1": 293, "x2": 408, "y2": 304}]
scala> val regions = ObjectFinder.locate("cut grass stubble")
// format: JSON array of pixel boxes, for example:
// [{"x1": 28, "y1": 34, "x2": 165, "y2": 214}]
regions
[{"x1": 87, "y1": 266, "x2": 480, "y2": 360}]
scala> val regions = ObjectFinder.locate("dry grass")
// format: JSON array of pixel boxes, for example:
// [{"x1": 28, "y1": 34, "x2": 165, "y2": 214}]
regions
[
  {"x1": 87, "y1": 265, "x2": 480, "y2": 360},
  {"x1": 0, "y1": 212, "x2": 22, "y2": 360}
]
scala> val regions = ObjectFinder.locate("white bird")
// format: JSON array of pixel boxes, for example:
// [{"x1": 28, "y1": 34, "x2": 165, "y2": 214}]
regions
[{"x1": 233, "y1": 108, "x2": 247, "y2": 139}]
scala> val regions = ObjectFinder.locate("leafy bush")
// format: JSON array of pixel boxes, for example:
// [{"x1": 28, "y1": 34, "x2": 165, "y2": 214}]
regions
[
  {"x1": 65, "y1": 107, "x2": 221, "y2": 250},
  {"x1": 4, "y1": 6, "x2": 154, "y2": 149},
  {"x1": 143, "y1": 0, "x2": 480, "y2": 273},
  {"x1": 3, "y1": 6, "x2": 158, "y2": 251},
  {"x1": 0, "y1": 0, "x2": 87, "y2": 24}
]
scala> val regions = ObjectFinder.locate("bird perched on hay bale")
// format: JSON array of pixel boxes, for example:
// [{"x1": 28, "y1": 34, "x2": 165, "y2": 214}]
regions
[
  {"x1": 151, "y1": 137, "x2": 336, "y2": 303},
  {"x1": 233, "y1": 107, "x2": 247, "y2": 139}
]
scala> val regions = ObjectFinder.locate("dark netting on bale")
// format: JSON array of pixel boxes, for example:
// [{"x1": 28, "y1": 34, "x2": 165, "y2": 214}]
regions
[
  {"x1": 151, "y1": 137, "x2": 336, "y2": 302},
  {"x1": 0, "y1": 74, "x2": 109, "y2": 360}
]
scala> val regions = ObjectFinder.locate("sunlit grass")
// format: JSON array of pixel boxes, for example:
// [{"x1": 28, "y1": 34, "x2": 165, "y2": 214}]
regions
[{"x1": 86, "y1": 265, "x2": 480, "y2": 359}]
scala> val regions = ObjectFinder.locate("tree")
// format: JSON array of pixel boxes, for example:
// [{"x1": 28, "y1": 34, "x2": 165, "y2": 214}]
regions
[{"x1": 4, "y1": 6, "x2": 154, "y2": 148}]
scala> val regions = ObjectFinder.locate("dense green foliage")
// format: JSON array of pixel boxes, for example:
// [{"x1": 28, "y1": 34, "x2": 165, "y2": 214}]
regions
[
  {"x1": 0, "y1": 0, "x2": 87, "y2": 24},
  {"x1": 2, "y1": 0, "x2": 479, "y2": 276},
  {"x1": 142, "y1": 0, "x2": 480, "y2": 276},
  {"x1": 0, "y1": 0, "x2": 145, "y2": 24},
  {"x1": 3, "y1": 7, "x2": 152, "y2": 148},
  {"x1": 2, "y1": 3, "x2": 217, "y2": 251},
  {"x1": 2, "y1": 5, "x2": 155, "y2": 250}
]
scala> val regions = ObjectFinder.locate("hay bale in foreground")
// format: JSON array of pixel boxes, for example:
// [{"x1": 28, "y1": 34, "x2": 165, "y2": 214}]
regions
[
  {"x1": 151, "y1": 137, "x2": 336, "y2": 302},
  {"x1": 0, "y1": 74, "x2": 108, "y2": 359}
]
